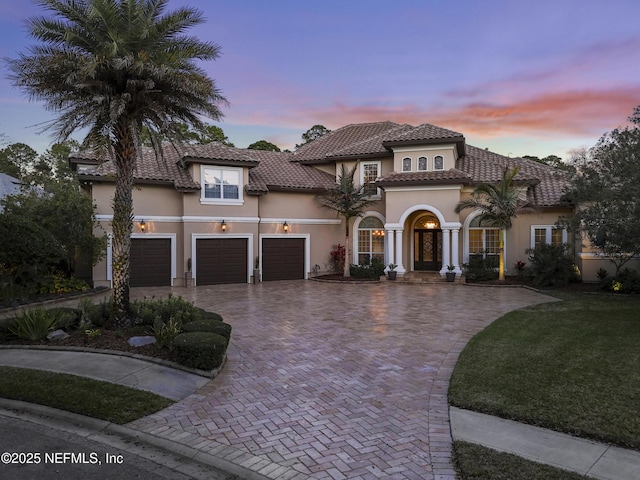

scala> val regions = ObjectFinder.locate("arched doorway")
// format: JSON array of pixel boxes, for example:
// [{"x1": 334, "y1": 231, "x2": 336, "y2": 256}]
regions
[{"x1": 413, "y1": 213, "x2": 442, "y2": 271}]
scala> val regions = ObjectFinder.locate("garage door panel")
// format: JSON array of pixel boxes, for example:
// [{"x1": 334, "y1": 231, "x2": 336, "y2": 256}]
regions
[
  {"x1": 196, "y1": 238, "x2": 247, "y2": 285},
  {"x1": 263, "y1": 238, "x2": 305, "y2": 281},
  {"x1": 130, "y1": 238, "x2": 172, "y2": 287}
]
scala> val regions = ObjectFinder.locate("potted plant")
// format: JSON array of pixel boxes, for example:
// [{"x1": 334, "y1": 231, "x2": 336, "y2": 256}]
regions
[
  {"x1": 185, "y1": 258, "x2": 193, "y2": 287},
  {"x1": 446, "y1": 264, "x2": 456, "y2": 282},
  {"x1": 387, "y1": 263, "x2": 398, "y2": 281}
]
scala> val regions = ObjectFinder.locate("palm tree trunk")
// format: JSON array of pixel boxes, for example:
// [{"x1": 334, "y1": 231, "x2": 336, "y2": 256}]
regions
[
  {"x1": 499, "y1": 229, "x2": 505, "y2": 281},
  {"x1": 111, "y1": 123, "x2": 136, "y2": 327},
  {"x1": 344, "y1": 220, "x2": 351, "y2": 277}
]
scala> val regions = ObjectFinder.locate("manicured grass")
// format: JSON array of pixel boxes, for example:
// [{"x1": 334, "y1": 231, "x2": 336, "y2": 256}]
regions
[
  {"x1": 0, "y1": 366, "x2": 173, "y2": 424},
  {"x1": 453, "y1": 441, "x2": 588, "y2": 480},
  {"x1": 449, "y1": 292, "x2": 640, "y2": 449}
]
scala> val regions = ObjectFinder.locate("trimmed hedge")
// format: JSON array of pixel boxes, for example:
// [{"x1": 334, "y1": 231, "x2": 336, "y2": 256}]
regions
[
  {"x1": 196, "y1": 309, "x2": 224, "y2": 322},
  {"x1": 171, "y1": 332, "x2": 227, "y2": 370},
  {"x1": 182, "y1": 320, "x2": 232, "y2": 344}
]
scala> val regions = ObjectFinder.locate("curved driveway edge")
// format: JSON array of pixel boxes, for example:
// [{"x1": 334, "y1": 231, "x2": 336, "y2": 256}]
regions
[{"x1": 122, "y1": 281, "x2": 556, "y2": 480}]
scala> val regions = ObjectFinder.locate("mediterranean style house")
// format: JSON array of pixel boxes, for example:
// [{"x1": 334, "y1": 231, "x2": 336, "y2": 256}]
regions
[{"x1": 70, "y1": 121, "x2": 616, "y2": 288}]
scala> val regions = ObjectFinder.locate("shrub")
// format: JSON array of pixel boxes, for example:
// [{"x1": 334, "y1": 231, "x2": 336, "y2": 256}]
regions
[
  {"x1": 526, "y1": 243, "x2": 577, "y2": 287},
  {"x1": 350, "y1": 257, "x2": 385, "y2": 279},
  {"x1": 39, "y1": 273, "x2": 89, "y2": 295},
  {"x1": 329, "y1": 244, "x2": 346, "y2": 274},
  {"x1": 130, "y1": 294, "x2": 199, "y2": 326},
  {"x1": 48, "y1": 307, "x2": 82, "y2": 329},
  {"x1": 195, "y1": 309, "x2": 223, "y2": 322},
  {"x1": 151, "y1": 316, "x2": 183, "y2": 351},
  {"x1": 463, "y1": 254, "x2": 499, "y2": 282},
  {"x1": 78, "y1": 298, "x2": 112, "y2": 328},
  {"x1": 8, "y1": 308, "x2": 60, "y2": 341},
  {"x1": 182, "y1": 320, "x2": 232, "y2": 344},
  {"x1": 171, "y1": 332, "x2": 228, "y2": 370},
  {"x1": 603, "y1": 268, "x2": 640, "y2": 294}
]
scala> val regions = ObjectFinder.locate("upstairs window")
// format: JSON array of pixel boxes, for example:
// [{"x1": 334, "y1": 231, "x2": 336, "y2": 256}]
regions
[
  {"x1": 434, "y1": 155, "x2": 444, "y2": 170},
  {"x1": 201, "y1": 166, "x2": 243, "y2": 204},
  {"x1": 418, "y1": 156, "x2": 428, "y2": 171},
  {"x1": 361, "y1": 161, "x2": 381, "y2": 197},
  {"x1": 402, "y1": 157, "x2": 412, "y2": 172}
]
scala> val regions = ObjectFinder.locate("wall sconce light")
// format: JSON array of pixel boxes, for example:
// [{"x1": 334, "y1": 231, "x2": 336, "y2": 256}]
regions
[
  {"x1": 283, "y1": 221, "x2": 289, "y2": 233},
  {"x1": 140, "y1": 219, "x2": 146, "y2": 233},
  {"x1": 221, "y1": 220, "x2": 227, "y2": 232}
]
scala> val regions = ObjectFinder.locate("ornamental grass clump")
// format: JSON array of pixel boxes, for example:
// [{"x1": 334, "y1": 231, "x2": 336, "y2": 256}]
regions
[{"x1": 8, "y1": 308, "x2": 60, "y2": 341}]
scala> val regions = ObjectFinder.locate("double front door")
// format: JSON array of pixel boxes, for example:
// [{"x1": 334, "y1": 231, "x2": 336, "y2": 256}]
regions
[{"x1": 414, "y1": 229, "x2": 442, "y2": 271}]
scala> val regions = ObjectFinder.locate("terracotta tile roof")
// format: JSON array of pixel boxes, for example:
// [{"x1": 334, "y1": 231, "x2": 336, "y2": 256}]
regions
[
  {"x1": 382, "y1": 123, "x2": 464, "y2": 143},
  {"x1": 183, "y1": 143, "x2": 260, "y2": 167},
  {"x1": 326, "y1": 124, "x2": 414, "y2": 158},
  {"x1": 459, "y1": 145, "x2": 570, "y2": 206},
  {"x1": 292, "y1": 121, "x2": 401, "y2": 163},
  {"x1": 246, "y1": 150, "x2": 336, "y2": 194},
  {"x1": 74, "y1": 145, "x2": 200, "y2": 191},
  {"x1": 377, "y1": 169, "x2": 471, "y2": 186}
]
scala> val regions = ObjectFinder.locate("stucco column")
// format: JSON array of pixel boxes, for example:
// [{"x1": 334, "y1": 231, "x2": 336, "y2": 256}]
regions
[
  {"x1": 451, "y1": 228, "x2": 461, "y2": 274},
  {"x1": 440, "y1": 228, "x2": 450, "y2": 276},
  {"x1": 386, "y1": 229, "x2": 395, "y2": 268},
  {"x1": 395, "y1": 229, "x2": 405, "y2": 273}
]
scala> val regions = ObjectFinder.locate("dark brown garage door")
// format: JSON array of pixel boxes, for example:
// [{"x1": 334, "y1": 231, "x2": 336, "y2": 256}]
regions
[
  {"x1": 196, "y1": 238, "x2": 248, "y2": 285},
  {"x1": 130, "y1": 238, "x2": 172, "y2": 287},
  {"x1": 262, "y1": 238, "x2": 305, "y2": 281}
]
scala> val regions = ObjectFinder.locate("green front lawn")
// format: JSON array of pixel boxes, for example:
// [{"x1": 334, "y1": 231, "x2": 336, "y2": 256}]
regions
[
  {"x1": 0, "y1": 366, "x2": 173, "y2": 424},
  {"x1": 449, "y1": 291, "x2": 640, "y2": 450}
]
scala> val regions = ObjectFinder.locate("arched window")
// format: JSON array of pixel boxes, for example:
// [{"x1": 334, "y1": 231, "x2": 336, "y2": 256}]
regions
[
  {"x1": 357, "y1": 216, "x2": 385, "y2": 264},
  {"x1": 468, "y1": 216, "x2": 499, "y2": 265},
  {"x1": 402, "y1": 157, "x2": 412, "y2": 172},
  {"x1": 418, "y1": 156, "x2": 427, "y2": 171},
  {"x1": 434, "y1": 155, "x2": 444, "y2": 170}
]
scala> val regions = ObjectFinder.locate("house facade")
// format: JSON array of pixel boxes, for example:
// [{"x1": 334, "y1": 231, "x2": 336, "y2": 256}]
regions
[{"x1": 71, "y1": 121, "x2": 613, "y2": 288}]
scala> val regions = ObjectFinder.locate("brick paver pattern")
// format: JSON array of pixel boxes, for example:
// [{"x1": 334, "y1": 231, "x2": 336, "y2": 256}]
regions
[{"x1": 128, "y1": 281, "x2": 554, "y2": 480}]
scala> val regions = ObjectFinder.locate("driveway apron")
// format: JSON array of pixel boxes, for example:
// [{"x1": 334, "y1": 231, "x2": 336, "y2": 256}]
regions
[{"x1": 128, "y1": 281, "x2": 555, "y2": 480}]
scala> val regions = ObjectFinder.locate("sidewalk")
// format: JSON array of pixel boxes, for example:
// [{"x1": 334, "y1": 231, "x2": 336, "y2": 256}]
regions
[{"x1": 450, "y1": 406, "x2": 640, "y2": 480}]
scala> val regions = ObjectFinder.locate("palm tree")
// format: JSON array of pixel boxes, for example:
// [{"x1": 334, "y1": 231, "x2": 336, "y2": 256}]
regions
[
  {"x1": 319, "y1": 164, "x2": 376, "y2": 277},
  {"x1": 7, "y1": 0, "x2": 227, "y2": 326},
  {"x1": 455, "y1": 167, "x2": 538, "y2": 281}
]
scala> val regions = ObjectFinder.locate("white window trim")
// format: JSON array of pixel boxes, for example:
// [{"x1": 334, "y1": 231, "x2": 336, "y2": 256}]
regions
[
  {"x1": 462, "y1": 211, "x2": 506, "y2": 265},
  {"x1": 434, "y1": 155, "x2": 444, "y2": 171},
  {"x1": 402, "y1": 157, "x2": 412, "y2": 172},
  {"x1": 200, "y1": 166, "x2": 244, "y2": 205},
  {"x1": 417, "y1": 156, "x2": 428, "y2": 171},
  {"x1": 353, "y1": 212, "x2": 387, "y2": 266},
  {"x1": 530, "y1": 225, "x2": 568, "y2": 248},
  {"x1": 360, "y1": 161, "x2": 381, "y2": 198}
]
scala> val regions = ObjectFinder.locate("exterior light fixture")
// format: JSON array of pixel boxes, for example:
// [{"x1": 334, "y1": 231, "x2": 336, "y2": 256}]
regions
[
  {"x1": 425, "y1": 221, "x2": 437, "y2": 229},
  {"x1": 140, "y1": 219, "x2": 146, "y2": 232},
  {"x1": 221, "y1": 220, "x2": 227, "y2": 232},
  {"x1": 283, "y1": 221, "x2": 289, "y2": 233}
]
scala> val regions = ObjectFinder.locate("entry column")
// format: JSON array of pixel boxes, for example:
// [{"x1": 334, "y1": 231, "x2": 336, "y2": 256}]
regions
[
  {"x1": 440, "y1": 228, "x2": 451, "y2": 276},
  {"x1": 451, "y1": 228, "x2": 461, "y2": 274},
  {"x1": 395, "y1": 229, "x2": 405, "y2": 273},
  {"x1": 386, "y1": 228, "x2": 395, "y2": 268}
]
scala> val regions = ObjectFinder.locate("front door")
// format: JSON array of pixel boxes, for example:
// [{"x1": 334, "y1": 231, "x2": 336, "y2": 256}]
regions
[{"x1": 414, "y1": 229, "x2": 442, "y2": 271}]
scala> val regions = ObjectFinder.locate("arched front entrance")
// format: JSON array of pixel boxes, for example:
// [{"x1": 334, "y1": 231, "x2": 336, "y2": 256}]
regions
[{"x1": 413, "y1": 213, "x2": 442, "y2": 271}]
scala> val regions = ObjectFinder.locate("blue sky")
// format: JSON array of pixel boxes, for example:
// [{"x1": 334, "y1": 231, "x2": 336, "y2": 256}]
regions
[{"x1": 1, "y1": 0, "x2": 639, "y2": 160}]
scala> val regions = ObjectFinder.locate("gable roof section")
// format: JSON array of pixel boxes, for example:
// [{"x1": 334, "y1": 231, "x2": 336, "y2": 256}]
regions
[
  {"x1": 458, "y1": 145, "x2": 569, "y2": 206},
  {"x1": 183, "y1": 143, "x2": 260, "y2": 168},
  {"x1": 292, "y1": 121, "x2": 402, "y2": 163},
  {"x1": 73, "y1": 145, "x2": 200, "y2": 191},
  {"x1": 245, "y1": 150, "x2": 336, "y2": 194}
]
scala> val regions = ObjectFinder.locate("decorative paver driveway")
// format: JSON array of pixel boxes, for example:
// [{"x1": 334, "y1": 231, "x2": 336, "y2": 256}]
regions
[{"x1": 128, "y1": 281, "x2": 555, "y2": 480}]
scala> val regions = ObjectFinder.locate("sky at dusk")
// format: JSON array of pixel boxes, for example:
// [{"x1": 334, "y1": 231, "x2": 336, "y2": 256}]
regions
[{"x1": 1, "y1": 0, "x2": 639, "y2": 161}]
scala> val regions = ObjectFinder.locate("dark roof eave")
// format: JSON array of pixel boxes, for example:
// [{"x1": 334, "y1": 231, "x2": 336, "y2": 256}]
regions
[
  {"x1": 382, "y1": 137, "x2": 466, "y2": 156},
  {"x1": 325, "y1": 151, "x2": 392, "y2": 161},
  {"x1": 377, "y1": 178, "x2": 469, "y2": 188},
  {"x1": 182, "y1": 157, "x2": 259, "y2": 168},
  {"x1": 77, "y1": 174, "x2": 183, "y2": 189},
  {"x1": 264, "y1": 185, "x2": 329, "y2": 193}
]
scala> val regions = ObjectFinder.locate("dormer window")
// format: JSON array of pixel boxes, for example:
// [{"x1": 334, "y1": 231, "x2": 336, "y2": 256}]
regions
[
  {"x1": 402, "y1": 157, "x2": 412, "y2": 172},
  {"x1": 201, "y1": 166, "x2": 243, "y2": 205},
  {"x1": 434, "y1": 155, "x2": 444, "y2": 170},
  {"x1": 418, "y1": 156, "x2": 427, "y2": 171}
]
